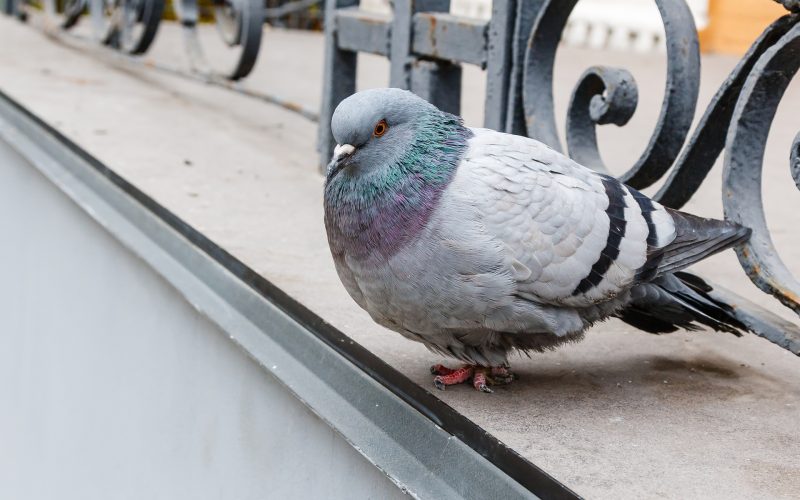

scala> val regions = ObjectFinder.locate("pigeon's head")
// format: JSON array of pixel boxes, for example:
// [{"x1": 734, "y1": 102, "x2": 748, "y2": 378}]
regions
[
  {"x1": 323, "y1": 88, "x2": 471, "y2": 256},
  {"x1": 326, "y1": 88, "x2": 443, "y2": 181}
]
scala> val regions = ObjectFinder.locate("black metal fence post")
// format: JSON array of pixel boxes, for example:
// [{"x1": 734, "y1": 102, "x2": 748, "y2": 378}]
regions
[{"x1": 317, "y1": 0, "x2": 359, "y2": 172}]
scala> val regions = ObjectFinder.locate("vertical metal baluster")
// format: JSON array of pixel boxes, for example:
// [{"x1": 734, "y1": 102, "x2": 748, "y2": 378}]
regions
[
  {"x1": 392, "y1": 0, "x2": 459, "y2": 114},
  {"x1": 411, "y1": 60, "x2": 462, "y2": 116},
  {"x1": 390, "y1": 0, "x2": 448, "y2": 89},
  {"x1": 504, "y1": 0, "x2": 543, "y2": 135},
  {"x1": 318, "y1": 0, "x2": 359, "y2": 171},
  {"x1": 483, "y1": 0, "x2": 515, "y2": 131}
]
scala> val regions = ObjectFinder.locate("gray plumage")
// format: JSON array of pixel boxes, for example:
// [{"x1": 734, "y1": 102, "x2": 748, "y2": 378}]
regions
[{"x1": 323, "y1": 88, "x2": 751, "y2": 367}]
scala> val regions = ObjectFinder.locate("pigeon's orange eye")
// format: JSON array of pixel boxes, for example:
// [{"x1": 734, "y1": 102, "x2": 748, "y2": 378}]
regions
[{"x1": 373, "y1": 119, "x2": 388, "y2": 137}]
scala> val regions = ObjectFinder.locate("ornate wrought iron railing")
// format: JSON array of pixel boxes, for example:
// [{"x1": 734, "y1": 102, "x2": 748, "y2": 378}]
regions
[
  {"x1": 2, "y1": 0, "x2": 318, "y2": 79},
  {"x1": 3, "y1": 0, "x2": 800, "y2": 354}
]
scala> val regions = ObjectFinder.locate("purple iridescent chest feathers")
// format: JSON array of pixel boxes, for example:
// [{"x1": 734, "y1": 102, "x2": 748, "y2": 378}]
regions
[{"x1": 324, "y1": 110, "x2": 472, "y2": 262}]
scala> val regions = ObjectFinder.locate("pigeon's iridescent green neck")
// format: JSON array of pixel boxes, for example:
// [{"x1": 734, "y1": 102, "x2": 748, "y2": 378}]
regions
[{"x1": 324, "y1": 111, "x2": 472, "y2": 260}]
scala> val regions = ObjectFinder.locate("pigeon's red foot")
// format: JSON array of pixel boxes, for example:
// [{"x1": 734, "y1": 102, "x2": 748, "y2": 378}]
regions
[
  {"x1": 490, "y1": 365, "x2": 516, "y2": 385},
  {"x1": 431, "y1": 364, "x2": 473, "y2": 390},
  {"x1": 430, "y1": 364, "x2": 516, "y2": 393}
]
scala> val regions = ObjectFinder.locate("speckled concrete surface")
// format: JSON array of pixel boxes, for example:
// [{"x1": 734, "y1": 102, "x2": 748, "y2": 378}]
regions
[{"x1": 2, "y1": 16, "x2": 799, "y2": 499}]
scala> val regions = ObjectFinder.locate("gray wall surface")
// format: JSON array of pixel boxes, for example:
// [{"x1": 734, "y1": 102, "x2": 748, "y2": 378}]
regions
[{"x1": 0, "y1": 138, "x2": 407, "y2": 500}]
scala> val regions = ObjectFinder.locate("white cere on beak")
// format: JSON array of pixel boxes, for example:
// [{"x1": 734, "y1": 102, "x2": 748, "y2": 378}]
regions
[
  {"x1": 333, "y1": 144, "x2": 355, "y2": 160},
  {"x1": 326, "y1": 143, "x2": 357, "y2": 178}
]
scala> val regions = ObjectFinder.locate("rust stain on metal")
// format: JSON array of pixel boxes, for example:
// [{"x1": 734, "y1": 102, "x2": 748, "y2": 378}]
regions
[{"x1": 427, "y1": 15, "x2": 439, "y2": 57}]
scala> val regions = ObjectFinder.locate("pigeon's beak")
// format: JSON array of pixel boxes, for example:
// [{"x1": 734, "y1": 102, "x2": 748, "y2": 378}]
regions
[{"x1": 327, "y1": 144, "x2": 355, "y2": 180}]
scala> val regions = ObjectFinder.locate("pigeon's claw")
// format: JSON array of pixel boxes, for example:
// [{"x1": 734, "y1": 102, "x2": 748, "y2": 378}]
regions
[
  {"x1": 431, "y1": 364, "x2": 517, "y2": 392},
  {"x1": 472, "y1": 368, "x2": 493, "y2": 393},
  {"x1": 489, "y1": 365, "x2": 517, "y2": 385},
  {"x1": 433, "y1": 365, "x2": 473, "y2": 390}
]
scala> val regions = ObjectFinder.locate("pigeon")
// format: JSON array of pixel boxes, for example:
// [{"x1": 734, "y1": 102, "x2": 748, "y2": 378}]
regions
[{"x1": 323, "y1": 88, "x2": 751, "y2": 392}]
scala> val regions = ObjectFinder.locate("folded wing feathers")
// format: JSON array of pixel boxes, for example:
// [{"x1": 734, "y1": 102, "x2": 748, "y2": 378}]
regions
[
  {"x1": 464, "y1": 129, "x2": 751, "y2": 318},
  {"x1": 650, "y1": 209, "x2": 751, "y2": 278},
  {"x1": 619, "y1": 272, "x2": 749, "y2": 335}
]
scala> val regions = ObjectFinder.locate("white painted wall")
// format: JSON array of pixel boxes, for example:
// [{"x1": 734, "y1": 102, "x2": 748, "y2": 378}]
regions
[{"x1": 0, "y1": 138, "x2": 408, "y2": 500}]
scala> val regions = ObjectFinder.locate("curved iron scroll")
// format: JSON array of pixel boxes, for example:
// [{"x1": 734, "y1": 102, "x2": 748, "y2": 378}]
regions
[
  {"x1": 723, "y1": 21, "x2": 800, "y2": 317},
  {"x1": 89, "y1": 0, "x2": 163, "y2": 54},
  {"x1": 792, "y1": 131, "x2": 800, "y2": 190},
  {"x1": 522, "y1": 0, "x2": 700, "y2": 189},
  {"x1": 521, "y1": 0, "x2": 800, "y2": 221},
  {"x1": 15, "y1": 0, "x2": 264, "y2": 79},
  {"x1": 44, "y1": 0, "x2": 84, "y2": 29},
  {"x1": 175, "y1": 0, "x2": 264, "y2": 80},
  {"x1": 119, "y1": 0, "x2": 164, "y2": 54},
  {"x1": 655, "y1": 13, "x2": 800, "y2": 208}
]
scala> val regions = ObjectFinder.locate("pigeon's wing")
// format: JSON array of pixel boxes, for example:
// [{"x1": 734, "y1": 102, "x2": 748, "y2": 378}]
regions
[
  {"x1": 649, "y1": 208, "x2": 750, "y2": 277},
  {"x1": 456, "y1": 129, "x2": 678, "y2": 308}
]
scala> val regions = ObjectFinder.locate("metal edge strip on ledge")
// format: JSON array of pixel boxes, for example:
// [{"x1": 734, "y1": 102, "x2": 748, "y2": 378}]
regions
[{"x1": 0, "y1": 89, "x2": 580, "y2": 500}]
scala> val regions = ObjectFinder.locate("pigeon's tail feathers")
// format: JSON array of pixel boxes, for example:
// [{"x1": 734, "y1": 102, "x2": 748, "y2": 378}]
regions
[
  {"x1": 649, "y1": 209, "x2": 751, "y2": 278},
  {"x1": 618, "y1": 272, "x2": 750, "y2": 335}
]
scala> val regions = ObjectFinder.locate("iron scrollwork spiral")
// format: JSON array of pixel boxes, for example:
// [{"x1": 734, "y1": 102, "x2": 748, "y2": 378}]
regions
[
  {"x1": 22, "y1": 0, "x2": 162, "y2": 56},
  {"x1": 521, "y1": 0, "x2": 800, "y2": 211},
  {"x1": 175, "y1": 0, "x2": 264, "y2": 80},
  {"x1": 89, "y1": 0, "x2": 164, "y2": 54},
  {"x1": 43, "y1": 0, "x2": 84, "y2": 29},
  {"x1": 16, "y1": 0, "x2": 84, "y2": 27},
  {"x1": 792, "y1": 131, "x2": 800, "y2": 190},
  {"x1": 723, "y1": 20, "x2": 800, "y2": 317},
  {"x1": 522, "y1": 0, "x2": 701, "y2": 189}
]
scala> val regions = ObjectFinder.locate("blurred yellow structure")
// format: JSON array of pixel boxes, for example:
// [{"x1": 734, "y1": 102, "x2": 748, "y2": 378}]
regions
[{"x1": 700, "y1": 0, "x2": 788, "y2": 53}]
